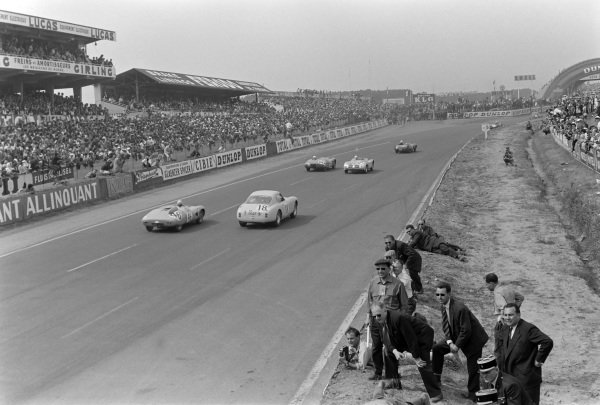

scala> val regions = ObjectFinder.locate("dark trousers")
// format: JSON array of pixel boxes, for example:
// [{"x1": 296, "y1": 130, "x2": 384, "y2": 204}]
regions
[
  {"x1": 417, "y1": 360, "x2": 442, "y2": 398},
  {"x1": 406, "y1": 256, "x2": 423, "y2": 292},
  {"x1": 432, "y1": 342, "x2": 482, "y2": 395},
  {"x1": 433, "y1": 243, "x2": 459, "y2": 259},
  {"x1": 369, "y1": 318, "x2": 399, "y2": 379},
  {"x1": 523, "y1": 384, "x2": 540, "y2": 405}
]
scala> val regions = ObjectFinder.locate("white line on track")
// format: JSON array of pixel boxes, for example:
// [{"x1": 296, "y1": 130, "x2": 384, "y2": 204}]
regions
[
  {"x1": 190, "y1": 248, "x2": 230, "y2": 270},
  {"x1": 289, "y1": 291, "x2": 368, "y2": 405},
  {"x1": 289, "y1": 177, "x2": 312, "y2": 186},
  {"x1": 209, "y1": 204, "x2": 239, "y2": 217},
  {"x1": 61, "y1": 296, "x2": 139, "y2": 339},
  {"x1": 66, "y1": 244, "x2": 138, "y2": 273},
  {"x1": 0, "y1": 142, "x2": 388, "y2": 259}
]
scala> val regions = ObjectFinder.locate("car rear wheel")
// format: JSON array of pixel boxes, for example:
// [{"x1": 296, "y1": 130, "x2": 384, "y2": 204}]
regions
[
  {"x1": 332, "y1": 161, "x2": 336, "y2": 169},
  {"x1": 239, "y1": 221, "x2": 247, "y2": 227},
  {"x1": 364, "y1": 166, "x2": 368, "y2": 173},
  {"x1": 273, "y1": 211, "x2": 282, "y2": 227},
  {"x1": 290, "y1": 202, "x2": 298, "y2": 218},
  {"x1": 145, "y1": 226, "x2": 153, "y2": 232},
  {"x1": 196, "y1": 210, "x2": 205, "y2": 224},
  {"x1": 344, "y1": 169, "x2": 348, "y2": 174},
  {"x1": 305, "y1": 167, "x2": 311, "y2": 172},
  {"x1": 370, "y1": 163, "x2": 374, "y2": 171}
]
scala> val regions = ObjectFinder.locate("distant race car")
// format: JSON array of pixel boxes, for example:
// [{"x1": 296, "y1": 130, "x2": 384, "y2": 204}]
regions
[
  {"x1": 490, "y1": 121, "x2": 502, "y2": 129},
  {"x1": 237, "y1": 190, "x2": 298, "y2": 227},
  {"x1": 395, "y1": 141, "x2": 418, "y2": 153},
  {"x1": 343, "y1": 156, "x2": 374, "y2": 173},
  {"x1": 142, "y1": 200, "x2": 206, "y2": 232},
  {"x1": 304, "y1": 156, "x2": 336, "y2": 171}
]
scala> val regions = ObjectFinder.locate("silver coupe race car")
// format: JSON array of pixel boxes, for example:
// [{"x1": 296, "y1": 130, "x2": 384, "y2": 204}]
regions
[
  {"x1": 304, "y1": 156, "x2": 336, "y2": 171},
  {"x1": 142, "y1": 200, "x2": 206, "y2": 232},
  {"x1": 395, "y1": 141, "x2": 418, "y2": 153},
  {"x1": 343, "y1": 156, "x2": 374, "y2": 173},
  {"x1": 237, "y1": 190, "x2": 298, "y2": 227}
]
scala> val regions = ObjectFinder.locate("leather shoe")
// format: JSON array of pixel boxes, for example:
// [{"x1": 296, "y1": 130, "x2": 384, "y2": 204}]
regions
[
  {"x1": 430, "y1": 394, "x2": 444, "y2": 403},
  {"x1": 368, "y1": 373, "x2": 382, "y2": 381}
]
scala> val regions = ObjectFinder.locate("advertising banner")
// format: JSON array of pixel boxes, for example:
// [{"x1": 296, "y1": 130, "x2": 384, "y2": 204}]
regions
[
  {"x1": 447, "y1": 113, "x2": 462, "y2": 119},
  {"x1": 134, "y1": 167, "x2": 163, "y2": 187},
  {"x1": 320, "y1": 133, "x2": 329, "y2": 142},
  {"x1": 191, "y1": 156, "x2": 216, "y2": 173},
  {"x1": 337, "y1": 129, "x2": 343, "y2": 138},
  {"x1": 299, "y1": 136, "x2": 311, "y2": 147},
  {"x1": 463, "y1": 110, "x2": 512, "y2": 118},
  {"x1": 311, "y1": 134, "x2": 321, "y2": 144},
  {"x1": 161, "y1": 161, "x2": 194, "y2": 181},
  {"x1": 215, "y1": 149, "x2": 243, "y2": 168},
  {"x1": 0, "y1": 180, "x2": 105, "y2": 225},
  {"x1": 1, "y1": 54, "x2": 116, "y2": 78},
  {"x1": 31, "y1": 166, "x2": 75, "y2": 186},
  {"x1": 105, "y1": 173, "x2": 134, "y2": 198},
  {"x1": 244, "y1": 144, "x2": 267, "y2": 161},
  {"x1": 275, "y1": 139, "x2": 295, "y2": 153}
]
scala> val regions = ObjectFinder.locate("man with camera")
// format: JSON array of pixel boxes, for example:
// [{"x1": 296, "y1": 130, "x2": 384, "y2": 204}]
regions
[{"x1": 339, "y1": 326, "x2": 371, "y2": 370}]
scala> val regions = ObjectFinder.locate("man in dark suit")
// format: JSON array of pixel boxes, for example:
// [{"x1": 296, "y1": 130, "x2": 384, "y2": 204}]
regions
[
  {"x1": 432, "y1": 281, "x2": 489, "y2": 401},
  {"x1": 371, "y1": 302, "x2": 443, "y2": 402},
  {"x1": 495, "y1": 303, "x2": 553, "y2": 404}
]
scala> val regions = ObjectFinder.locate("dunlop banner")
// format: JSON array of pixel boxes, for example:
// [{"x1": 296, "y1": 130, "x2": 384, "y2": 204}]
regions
[
  {"x1": 215, "y1": 149, "x2": 243, "y2": 168},
  {"x1": 244, "y1": 144, "x2": 267, "y2": 161}
]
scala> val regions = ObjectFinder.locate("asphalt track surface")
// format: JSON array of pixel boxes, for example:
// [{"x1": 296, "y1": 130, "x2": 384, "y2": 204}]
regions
[{"x1": 0, "y1": 120, "x2": 487, "y2": 405}]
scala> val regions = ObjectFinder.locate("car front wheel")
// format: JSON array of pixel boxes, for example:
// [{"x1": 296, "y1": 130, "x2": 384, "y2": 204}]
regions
[
  {"x1": 197, "y1": 210, "x2": 205, "y2": 224},
  {"x1": 145, "y1": 226, "x2": 153, "y2": 232},
  {"x1": 239, "y1": 221, "x2": 247, "y2": 227}
]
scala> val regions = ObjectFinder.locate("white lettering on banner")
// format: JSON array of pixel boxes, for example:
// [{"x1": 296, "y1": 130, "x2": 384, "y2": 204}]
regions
[
  {"x1": 245, "y1": 144, "x2": 267, "y2": 160},
  {"x1": 351, "y1": 127, "x2": 357, "y2": 134},
  {"x1": 216, "y1": 150, "x2": 243, "y2": 167},
  {"x1": 0, "y1": 11, "x2": 113, "y2": 40},
  {"x1": 186, "y1": 75, "x2": 244, "y2": 90},
  {"x1": 0, "y1": 199, "x2": 21, "y2": 224},
  {"x1": 344, "y1": 128, "x2": 350, "y2": 136},
  {"x1": 336, "y1": 129, "x2": 343, "y2": 138},
  {"x1": 300, "y1": 136, "x2": 311, "y2": 146},
  {"x1": 1, "y1": 53, "x2": 115, "y2": 78},
  {"x1": 25, "y1": 183, "x2": 98, "y2": 217},
  {"x1": 276, "y1": 139, "x2": 293, "y2": 153},
  {"x1": 583, "y1": 66, "x2": 600, "y2": 74},
  {"x1": 192, "y1": 156, "x2": 216, "y2": 172},
  {"x1": 311, "y1": 134, "x2": 320, "y2": 144},
  {"x1": 320, "y1": 133, "x2": 328, "y2": 142},
  {"x1": 447, "y1": 113, "x2": 460, "y2": 119}
]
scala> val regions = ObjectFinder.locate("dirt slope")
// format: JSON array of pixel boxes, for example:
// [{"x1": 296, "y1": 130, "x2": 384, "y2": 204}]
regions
[{"x1": 321, "y1": 122, "x2": 600, "y2": 405}]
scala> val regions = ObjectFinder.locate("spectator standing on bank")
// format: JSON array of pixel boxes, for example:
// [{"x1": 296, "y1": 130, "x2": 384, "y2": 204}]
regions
[
  {"x1": 384, "y1": 235, "x2": 423, "y2": 294},
  {"x1": 366, "y1": 258, "x2": 409, "y2": 382},
  {"x1": 496, "y1": 303, "x2": 553, "y2": 405},
  {"x1": 431, "y1": 281, "x2": 489, "y2": 402}
]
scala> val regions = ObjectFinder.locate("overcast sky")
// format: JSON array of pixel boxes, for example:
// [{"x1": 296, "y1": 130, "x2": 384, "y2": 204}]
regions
[{"x1": 4, "y1": 0, "x2": 600, "y2": 94}]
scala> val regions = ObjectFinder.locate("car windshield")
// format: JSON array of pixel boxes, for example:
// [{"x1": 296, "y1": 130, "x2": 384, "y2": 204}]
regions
[
  {"x1": 167, "y1": 207, "x2": 180, "y2": 215},
  {"x1": 354, "y1": 157, "x2": 366, "y2": 161},
  {"x1": 246, "y1": 195, "x2": 272, "y2": 204}
]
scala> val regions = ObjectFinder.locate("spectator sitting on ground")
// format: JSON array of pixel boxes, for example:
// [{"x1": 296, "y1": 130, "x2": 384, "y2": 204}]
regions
[{"x1": 405, "y1": 224, "x2": 467, "y2": 262}]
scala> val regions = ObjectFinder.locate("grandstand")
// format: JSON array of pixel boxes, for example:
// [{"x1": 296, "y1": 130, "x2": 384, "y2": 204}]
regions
[{"x1": 0, "y1": 9, "x2": 116, "y2": 99}]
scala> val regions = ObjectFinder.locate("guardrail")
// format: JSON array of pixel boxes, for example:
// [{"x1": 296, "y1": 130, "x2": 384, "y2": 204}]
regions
[{"x1": 550, "y1": 127, "x2": 600, "y2": 173}]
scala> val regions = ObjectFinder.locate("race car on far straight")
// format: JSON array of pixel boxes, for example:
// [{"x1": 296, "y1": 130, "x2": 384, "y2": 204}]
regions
[
  {"x1": 142, "y1": 200, "x2": 206, "y2": 232},
  {"x1": 490, "y1": 121, "x2": 502, "y2": 129},
  {"x1": 237, "y1": 190, "x2": 298, "y2": 227},
  {"x1": 343, "y1": 156, "x2": 375, "y2": 173},
  {"x1": 304, "y1": 156, "x2": 336, "y2": 171},
  {"x1": 395, "y1": 140, "x2": 418, "y2": 153}
]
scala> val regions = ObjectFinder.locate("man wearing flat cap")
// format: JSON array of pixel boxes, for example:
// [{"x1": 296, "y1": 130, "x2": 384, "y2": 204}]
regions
[
  {"x1": 366, "y1": 258, "x2": 409, "y2": 383},
  {"x1": 477, "y1": 354, "x2": 532, "y2": 405}
]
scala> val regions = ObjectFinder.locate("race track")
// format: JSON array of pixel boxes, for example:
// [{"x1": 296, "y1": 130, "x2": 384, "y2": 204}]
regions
[{"x1": 1, "y1": 121, "x2": 484, "y2": 404}]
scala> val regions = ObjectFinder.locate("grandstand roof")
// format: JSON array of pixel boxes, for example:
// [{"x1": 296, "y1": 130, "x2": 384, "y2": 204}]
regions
[{"x1": 109, "y1": 68, "x2": 273, "y2": 99}]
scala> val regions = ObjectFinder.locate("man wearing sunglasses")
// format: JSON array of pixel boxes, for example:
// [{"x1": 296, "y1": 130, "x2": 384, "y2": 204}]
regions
[
  {"x1": 431, "y1": 281, "x2": 489, "y2": 402},
  {"x1": 366, "y1": 258, "x2": 410, "y2": 383}
]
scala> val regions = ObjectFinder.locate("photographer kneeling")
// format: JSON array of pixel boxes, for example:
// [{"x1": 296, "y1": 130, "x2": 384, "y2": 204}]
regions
[{"x1": 340, "y1": 327, "x2": 372, "y2": 371}]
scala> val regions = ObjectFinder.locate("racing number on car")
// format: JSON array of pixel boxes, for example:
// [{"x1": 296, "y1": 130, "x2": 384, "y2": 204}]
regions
[
  {"x1": 258, "y1": 205, "x2": 268, "y2": 212},
  {"x1": 186, "y1": 211, "x2": 192, "y2": 222},
  {"x1": 173, "y1": 211, "x2": 182, "y2": 220}
]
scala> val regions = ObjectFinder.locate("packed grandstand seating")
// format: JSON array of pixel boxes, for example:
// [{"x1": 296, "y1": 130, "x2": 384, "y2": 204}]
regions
[{"x1": 0, "y1": 34, "x2": 113, "y2": 66}]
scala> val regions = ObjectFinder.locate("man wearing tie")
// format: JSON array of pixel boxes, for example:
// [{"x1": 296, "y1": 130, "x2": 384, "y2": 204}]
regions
[
  {"x1": 431, "y1": 281, "x2": 489, "y2": 402},
  {"x1": 496, "y1": 303, "x2": 553, "y2": 404}
]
